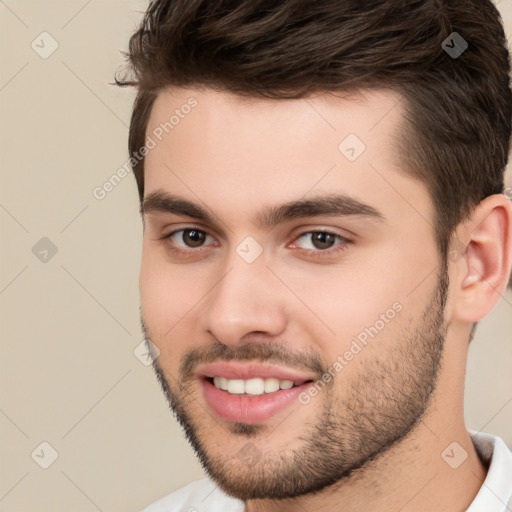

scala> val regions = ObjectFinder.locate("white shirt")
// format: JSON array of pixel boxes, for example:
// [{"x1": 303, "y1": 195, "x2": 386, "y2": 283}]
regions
[{"x1": 140, "y1": 431, "x2": 512, "y2": 512}]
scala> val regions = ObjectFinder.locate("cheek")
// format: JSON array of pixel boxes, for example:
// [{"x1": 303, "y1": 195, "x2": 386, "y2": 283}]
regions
[
  {"x1": 140, "y1": 250, "x2": 168, "y2": 328},
  {"x1": 139, "y1": 249, "x2": 219, "y2": 369},
  {"x1": 139, "y1": 250, "x2": 197, "y2": 344},
  {"x1": 278, "y1": 247, "x2": 432, "y2": 361},
  {"x1": 276, "y1": 258, "x2": 404, "y2": 337}
]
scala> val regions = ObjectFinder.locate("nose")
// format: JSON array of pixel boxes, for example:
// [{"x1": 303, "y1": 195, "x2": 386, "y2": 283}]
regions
[{"x1": 202, "y1": 255, "x2": 288, "y2": 346}]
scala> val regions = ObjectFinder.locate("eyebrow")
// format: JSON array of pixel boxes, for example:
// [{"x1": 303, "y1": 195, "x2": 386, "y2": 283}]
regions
[{"x1": 141, "y1": 190, "x2": 384, "y2": 228}]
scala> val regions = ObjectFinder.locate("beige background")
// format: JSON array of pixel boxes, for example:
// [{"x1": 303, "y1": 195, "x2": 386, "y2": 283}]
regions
[{"x1": 0, "y1": 1, "x2": 511, "y2": 511}]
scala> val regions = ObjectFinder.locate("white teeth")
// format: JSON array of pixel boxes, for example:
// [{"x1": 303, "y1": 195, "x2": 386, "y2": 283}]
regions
[
  {"x1": 212, "y1": 377, "x2": 300, "y2": 395},
  {"x1": 245, "y1": 378, "x2": 265, "y2": 395},
  {"x1": 213, "y1": 377, "x2": 228, "y2": 390},
  {"x1": 227, "y1": 379, "x2": 245, "y2": 394},
  {"x1": 264, "y1": 378, "x2": 280, "y2": 393},
  {"x1": 279, "y1": 380, "x2": 294, "y2": 390}
]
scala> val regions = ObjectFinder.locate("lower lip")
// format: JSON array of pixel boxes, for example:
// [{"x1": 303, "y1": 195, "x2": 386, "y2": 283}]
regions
[{"x1": 201, "y1": 379, "x2": 312, "y2": 424}]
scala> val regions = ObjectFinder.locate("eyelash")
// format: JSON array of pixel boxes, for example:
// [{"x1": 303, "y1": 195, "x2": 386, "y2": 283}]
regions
[{"x1": 161, "y1": 228, "x2": 352, "y2": 258}]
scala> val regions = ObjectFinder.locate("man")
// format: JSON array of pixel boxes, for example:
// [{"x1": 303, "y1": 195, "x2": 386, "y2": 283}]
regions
[{"x1": 116, "y1": 0, "x2": 512, "y2": 510}]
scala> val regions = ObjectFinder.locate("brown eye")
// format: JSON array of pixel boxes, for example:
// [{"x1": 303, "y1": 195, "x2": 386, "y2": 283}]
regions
[
  {"x1": 296, "y1": 231, "x2": 341, "y2": 251},
  {"x1": 167, "y1": 229, "x2": 213, "y2": 249},
  {"x1": 182, "y1": 229, "x2": 206, "y2": 247},
  {"x1": 311, "y1": 232, "x2": 337, "y2": 250}
]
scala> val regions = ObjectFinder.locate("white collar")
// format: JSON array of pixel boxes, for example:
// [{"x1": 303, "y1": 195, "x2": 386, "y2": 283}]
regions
[{"x1": 466, "y1": 431, "x2": 512, "y2": 511}]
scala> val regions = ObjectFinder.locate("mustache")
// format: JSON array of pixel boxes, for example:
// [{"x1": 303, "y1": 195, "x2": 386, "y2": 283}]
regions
[
  {"x1": 140, "y1": 312, "x2": 326, "y2": 381},
  {"x1": 178, "y1": 340, "x2": 326, "y2": 381}
]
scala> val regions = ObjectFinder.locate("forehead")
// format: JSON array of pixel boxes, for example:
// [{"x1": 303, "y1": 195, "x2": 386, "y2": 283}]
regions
[
  {"x1": 145, "y1": 87, "x2": 405, "y2": 160},
  {"x1": 143, "y1": 86, "x2": 432, "y2": 231}
]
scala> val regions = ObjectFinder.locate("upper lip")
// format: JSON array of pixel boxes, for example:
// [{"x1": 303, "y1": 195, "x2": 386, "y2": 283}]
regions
[{"x1": 197, "y1": 361, "x2": 317, "y2": 382}]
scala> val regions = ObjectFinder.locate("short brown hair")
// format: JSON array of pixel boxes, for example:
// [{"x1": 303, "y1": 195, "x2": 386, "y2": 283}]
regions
[{"x1": 116, "y1": 0, "x2": 511, "y2": 258}]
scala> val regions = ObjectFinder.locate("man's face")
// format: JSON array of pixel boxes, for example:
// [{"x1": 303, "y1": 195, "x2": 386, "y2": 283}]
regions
[{"x1": 139, "y1": 87, "x2": 448, "y2": 499}]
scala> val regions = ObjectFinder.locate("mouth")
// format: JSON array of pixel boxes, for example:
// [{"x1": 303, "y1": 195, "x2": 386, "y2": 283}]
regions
[
  {"x1": 197, "y1": 362, "x2": 316, "y2": 424},
  {"x1": 207, "y1": 376, "x2": 308, "y2": 395}
]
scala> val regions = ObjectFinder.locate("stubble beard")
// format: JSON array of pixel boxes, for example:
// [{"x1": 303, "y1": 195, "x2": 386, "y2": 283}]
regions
[{"x1": 146, "y1": 265, "x2": 449, "y2": 501}]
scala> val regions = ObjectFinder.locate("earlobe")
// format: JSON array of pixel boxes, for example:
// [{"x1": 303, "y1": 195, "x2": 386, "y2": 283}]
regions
[{"x1": 451, "y1": 194, "x2": 512, "y2": 324}]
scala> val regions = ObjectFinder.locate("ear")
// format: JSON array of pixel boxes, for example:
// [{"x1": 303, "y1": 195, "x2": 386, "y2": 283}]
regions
[{"x1": 450, "y1": 194, "x2": 512, "y2": 323}]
